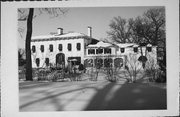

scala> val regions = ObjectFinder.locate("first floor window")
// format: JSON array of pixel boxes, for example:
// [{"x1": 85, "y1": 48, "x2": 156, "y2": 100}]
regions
[
  {"x1": 134, "y1": 47, "x2": 138, "y2": 52},
  {"x1": 36, "y1": 58, "x2": 40, "y2": 67},
  {"x1": 45, "y1": 58, "x2": 49, "y2": 66},
  {"x1": 40, "y1": 45, "x2": 44, "y2": 52}
]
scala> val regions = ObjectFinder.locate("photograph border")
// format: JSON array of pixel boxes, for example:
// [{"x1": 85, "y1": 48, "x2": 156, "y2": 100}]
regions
[{"x1": 1, "y1": 0, "x2": 179, "y2": 117}]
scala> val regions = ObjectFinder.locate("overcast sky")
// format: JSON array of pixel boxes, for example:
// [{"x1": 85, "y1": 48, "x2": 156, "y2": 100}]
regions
[{"x1": 18, "y1": 7, "x2": 159, "y2": 49}]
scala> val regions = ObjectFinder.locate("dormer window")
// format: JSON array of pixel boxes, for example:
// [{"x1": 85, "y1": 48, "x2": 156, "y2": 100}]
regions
[
  {"x1": 147, "y1": 47, "x2": 152, "y2": 52},
  {"x1": 120, "y1": 48, "x2": 125, "y2": 53},
  {"x1": 49, "y1": 44, "x2": 53, "y2": 52},
  {"x1": 133, "y1": 47, "x2": 138, "y2": 52},
  {"x1": 32, "y1": 45, "x2": 36, "y2": 53},
  {"x1": 40, "y1": 45, "x2": 44, "y2": 52}
]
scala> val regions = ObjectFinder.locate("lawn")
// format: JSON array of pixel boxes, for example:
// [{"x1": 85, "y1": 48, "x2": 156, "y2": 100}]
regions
[{"x1": 19, "y1": 79, "x2": 166, "y2": 111}]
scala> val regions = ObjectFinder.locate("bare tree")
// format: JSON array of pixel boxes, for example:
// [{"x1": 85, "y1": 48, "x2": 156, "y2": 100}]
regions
[{"x1": 18, "y1": 8, "x2": 68, "y2": 81}]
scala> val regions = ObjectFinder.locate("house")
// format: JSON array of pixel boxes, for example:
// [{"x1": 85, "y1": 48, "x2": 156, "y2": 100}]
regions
[{"x1": 31, "y1": 27, "x2": 99, "y2": 68}]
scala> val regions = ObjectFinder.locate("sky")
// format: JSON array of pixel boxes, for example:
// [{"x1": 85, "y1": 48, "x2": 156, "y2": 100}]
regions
[{"x1": 18, "y1": 7, "x2": 158, "y2": 49}]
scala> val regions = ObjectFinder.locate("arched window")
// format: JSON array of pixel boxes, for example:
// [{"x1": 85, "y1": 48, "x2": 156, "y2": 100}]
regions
[
  {"x1": 36, "y1": 58, "x2": 40, "y2": 67},
  {"x1": 32, "y1": 45, "x2": 36, "y2": 53},
  {"x1": 40, "y1": 45, "x2": 44, "y2": 52}
]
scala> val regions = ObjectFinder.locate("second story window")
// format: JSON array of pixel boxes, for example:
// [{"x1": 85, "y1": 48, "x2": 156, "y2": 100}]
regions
[
  {"x1": 49, "y1": 44, "x2": 53, "y2": 52},
  {"x1": 104, "y1": 48, "x2": 111, "y2": 54},
  {"x1": 147, "y1": 47, "x2": 152, "y2": 52},
  {"x1": 120, "y1": 48, "x2": 125, "y2": 53},
  {"x1": 68, "y1": 43, "x2": 71, "y2": 51},
  {"x1": 88, "y1": 49, "x2": 95, "y2": 55},
  {"x1": 32, "y1": 45, "x2": 36, "y2": 53},
  {"x1": 77, "y1": 43, "x2": 81, "y2": 51},
  {"x1": 40, "y1": 45, "x2": 44, "y2": 53},
  {"x1": 58, "y1": 44, "x2": 63, "y2": 51},
  {"x1": 134, "y1": 47, "x2": 138, "y2": 52}
]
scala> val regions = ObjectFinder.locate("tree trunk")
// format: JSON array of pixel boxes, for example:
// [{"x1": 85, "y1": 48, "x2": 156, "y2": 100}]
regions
[{"x1": 25, "y1": 8, "x2": 34, "y2": 81}]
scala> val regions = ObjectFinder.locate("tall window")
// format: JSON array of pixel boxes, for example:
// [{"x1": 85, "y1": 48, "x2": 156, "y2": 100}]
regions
[
  {"x1": 58, "y1": 44, "x2": 63, "y2": 51},
  {"x1": 40, "y1": 45, "x2": 44, "y2": 52},
  {"x1": 77, "y1": 43, "x2": 81, "y2": 51},
  {"x1": 68, "y1": 43, "x2": 71, "y2": 51},
  {"x1": 36, "y1": 58, "x2": 40, "y2": 67},
  {"x1": 32, "y1": 45, "x2": 36, "y2": 53},
  {"x1": 49, "y1": 44, "x2": 53, "y2": 52},
  {"x1": 45, "y1": 58, "x2": 49, "y2": 66}
]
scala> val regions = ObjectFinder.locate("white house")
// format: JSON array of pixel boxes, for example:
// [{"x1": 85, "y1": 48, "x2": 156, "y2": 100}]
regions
[{"x1": 31, "y1": 27, "x2": 99, "y2": 68}]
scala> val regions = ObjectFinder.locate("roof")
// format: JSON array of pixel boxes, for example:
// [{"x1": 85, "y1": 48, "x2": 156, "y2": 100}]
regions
[
  {"x1": 87, "y1": 41, "x2": 114, "y2": 48},
  {"x1": 115, "y1": 43, "x2": 139, "y2": 48},
  {"x1": 31, "y1": 32, "x2": 92, "y2": 42}
]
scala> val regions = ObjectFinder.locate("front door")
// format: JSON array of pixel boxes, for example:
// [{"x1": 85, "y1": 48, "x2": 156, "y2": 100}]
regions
[{"x1": 56, "y1": 53, "x2": 65, "y2": 69}]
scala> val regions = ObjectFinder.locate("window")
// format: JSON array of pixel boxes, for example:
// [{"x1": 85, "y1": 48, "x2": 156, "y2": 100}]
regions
[
  {"x1": 120, "y1": 48, "x2": 125, "y2": 53},
  {"x1": 49, "y1": 44, "x2": 53, "y2": 52},
  {"x1": 40, "y1": 45, "x2": 44, "y2": 52},
  {"x1": 67, "y1": 43, "x2": 71, "y2": 51},
  {"x1": 36, "y1": 58, "x2": 40, "y2": 67},
  {"x1": 147, "y1": 47, "x2": 152, "y2": 52},
  {"x1": 32, "y1": 45, "x2": 36, "y2": 53},
  {"x1": 58, "y1": 44, "x2": 63, "y2": 51},
  {"x1": 45, "y1": 58, "x2": 49, "y2": 66},
  {"x1": 133, "y1": 47, "x2": 138, "y2": 52},
  {"x1": 77, "y1": 43, "x2": 81, "y2": 51},
  {"x1": 96, "y1": 48, "x2": 103, "y2": 54},
  {"x1": 104, "y1": 48, "x2": 111, "y2": 54},
  {"x1": 88, "y1": 49, "x2": 95, "y2": 55}
]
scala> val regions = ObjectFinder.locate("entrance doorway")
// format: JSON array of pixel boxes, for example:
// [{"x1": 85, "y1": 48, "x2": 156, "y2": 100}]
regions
[{"x1": 56, "y1": 53, "x2": 65, "y2": 69}]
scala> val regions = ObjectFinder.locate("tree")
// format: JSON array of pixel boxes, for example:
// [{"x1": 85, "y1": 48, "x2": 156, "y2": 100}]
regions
[
  {"x1": 107, "y1": 16, "x2": 133, "y2": 43},
  {"x1": 18, "y1": 8, "x2": 68, "y2": 81}
]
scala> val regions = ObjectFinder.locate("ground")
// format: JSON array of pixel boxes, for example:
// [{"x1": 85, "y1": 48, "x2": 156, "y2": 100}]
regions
[{"x1": 19, "y1": 76, "x2": 166, "y2": 111}]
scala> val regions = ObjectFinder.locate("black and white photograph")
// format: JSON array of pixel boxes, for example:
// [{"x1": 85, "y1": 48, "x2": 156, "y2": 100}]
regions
[
  {"x1": 18, "y1": 6, "x2": 167, "y2": 111},
  {"x1": 1, "y1": 0, "x2": 179, "y2": 117}
]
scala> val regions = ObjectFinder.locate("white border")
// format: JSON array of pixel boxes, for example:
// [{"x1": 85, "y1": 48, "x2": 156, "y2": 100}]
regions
[{"x1": 1, "y1": 0, "x2": 179, "y2": 117}]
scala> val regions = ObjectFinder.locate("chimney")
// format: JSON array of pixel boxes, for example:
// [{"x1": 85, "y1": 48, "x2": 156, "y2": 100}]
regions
[
  {"x1": 57, "y1": 28, "x2": 63, "y2": 35},
  {"x1": 87, "y1": 26, "x2": 92, "y2": 38}
]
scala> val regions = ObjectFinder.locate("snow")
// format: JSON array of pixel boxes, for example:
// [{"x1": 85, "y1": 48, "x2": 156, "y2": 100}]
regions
[
  {"x1": 88, "y1": 41, "x2": 113, "y2": 48},
  {"x1": 31, "y1": 32, "x2": 87, "y2": 40}
]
